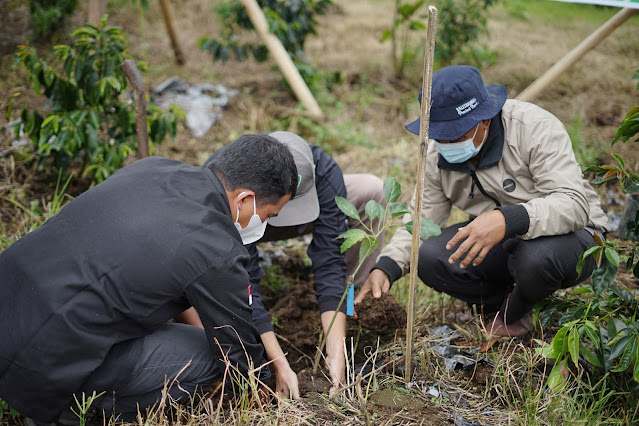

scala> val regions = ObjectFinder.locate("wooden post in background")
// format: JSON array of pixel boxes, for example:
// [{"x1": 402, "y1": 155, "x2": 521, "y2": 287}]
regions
[
  {"x1": 120, "y1": 60, "x2": 150, "y2": 159},
  {"x1": 159, "y1": 0, "x2": 186, "y2": 66},
  {"x1": 88, "y1": 0, "x2": 107, "y2": 26},
  {"x1": 516, "y1": 7, "x2": 637, "y2": 102},
  {"x1": 240, "y1": 0, "x2": 324, "y2": 120}
]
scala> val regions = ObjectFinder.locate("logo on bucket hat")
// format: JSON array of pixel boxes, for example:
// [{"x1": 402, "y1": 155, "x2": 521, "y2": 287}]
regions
[
  {"x1": 405, "y1": 65, "x2": 507, "y2": 141},
  {"x1": 265, "y1": 131, "x2": 320, "y2": 227}
]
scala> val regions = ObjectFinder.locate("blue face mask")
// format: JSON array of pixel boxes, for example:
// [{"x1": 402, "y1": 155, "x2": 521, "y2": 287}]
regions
[{"x1": 435, "y1": 124, "x2": 487, "y2": 164}]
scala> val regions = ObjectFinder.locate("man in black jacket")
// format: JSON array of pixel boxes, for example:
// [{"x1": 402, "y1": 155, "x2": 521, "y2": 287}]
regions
[
  {"x1": 0, "y1": 134, "x2": 297, "y2": 424},
  {"x1": 178, "y1": 131, "x2": 385, "y2": 398}
]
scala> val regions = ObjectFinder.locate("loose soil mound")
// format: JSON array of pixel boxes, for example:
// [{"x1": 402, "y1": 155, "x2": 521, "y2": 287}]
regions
[{"x1": 356, "y1": 292, "x2": 407, "y2": 332}]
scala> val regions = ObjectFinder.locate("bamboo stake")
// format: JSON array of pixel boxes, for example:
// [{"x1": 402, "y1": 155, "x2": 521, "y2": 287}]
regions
[
  {"x1": 120, "y1": 60, "x2": 149, "y2": 159},
  {"x1": 405, "y1": 5, "x2": 438, "y2": 384},
  {"x1": 159, "y1": 0, "x2": 186, "y2": 66},
  {"x1": 239, "y1": 0, "x2": 323, "y2": 120},
  {"x1": 516, "y1": 7, "x2": 637, "y2": 102}
]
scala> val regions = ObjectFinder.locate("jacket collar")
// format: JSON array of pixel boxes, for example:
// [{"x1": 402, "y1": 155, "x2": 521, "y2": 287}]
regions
[{"x1": 437, "y1": 111, "x2": 504, "y2": 172}]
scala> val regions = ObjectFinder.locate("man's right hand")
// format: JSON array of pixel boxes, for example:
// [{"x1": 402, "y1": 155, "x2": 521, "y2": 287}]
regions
[
  {"x1": 273, "y1": 362, "x2": 300, "y2": 400},
  {"x1": 260, "y1": 331, "x2": 300, "y2": 400},
  {"x1": 354, "y1": 269, "x2": 390, "y2": 304}
]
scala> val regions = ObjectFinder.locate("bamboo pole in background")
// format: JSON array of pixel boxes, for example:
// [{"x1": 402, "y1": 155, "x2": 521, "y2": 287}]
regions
[
  {"x1": 159, "y1": 0, "x2": 186, "y2": 66},
  {"x1": 516, "y1": 7, "x2": 637, "y2": 102},
  {"x1": 240, "y1": 0, "x2": 324, "y2": 120}
]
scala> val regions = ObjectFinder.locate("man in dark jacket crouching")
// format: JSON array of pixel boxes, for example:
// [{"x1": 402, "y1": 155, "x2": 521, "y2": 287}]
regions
[{"x1": 0, "y1": 134, "x2": 298, "y2": 423}]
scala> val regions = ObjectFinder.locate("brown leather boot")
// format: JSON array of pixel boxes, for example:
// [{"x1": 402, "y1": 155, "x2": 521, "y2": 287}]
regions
[{"x1": 487, "y1": 312, "x2": 533, "y2": 337}]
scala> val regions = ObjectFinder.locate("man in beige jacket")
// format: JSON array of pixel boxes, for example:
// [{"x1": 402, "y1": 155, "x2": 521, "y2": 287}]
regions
[{"x1": 355, "y1": 65, "x2": 610, "y2": 337}]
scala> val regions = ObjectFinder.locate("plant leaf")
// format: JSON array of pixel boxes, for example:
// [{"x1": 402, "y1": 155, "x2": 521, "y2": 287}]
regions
[
  {"x1": 389, "y1": 202, "x2": 410, "y2": 219},
  {"x1": 336, "y1": 228, "x2": 367, "y2": 254},
  {"x1": 406, "y1": 218, "x2": 441, "y2": 239},
  {"x1": 365, "y1": 200, "x2": 383, "y2": 221},
  {"x1": 383, "y1": 177, "x2": 402, "y2": 203},
  {"x1": 611, "y1": 337, "x2": 637, "y2": 372},
  {"x1": 358, "y1": 236, "x2": 379, "y2": 266},
  {"x1": 580, "y1": 342, "x2": 603, "y2": 368},
  {"x1": 335, "y1": 196, "x2": 360, "y2": 220},
  {"x1": 608, "y1": 333, "x2": 632, "y2": 361},
  {"x1": 547, "y1": 358, "x2": 569, "y2": 391},
  {"x1": 604, "y1": 247, "x2": 620, "y2": 267},
  {"x1": 568, "y1": 327, "x2": 580, "y2": 367},
  {"x1": 591, "y1": 258, "x2": 618, "y2": 295},
  {"x1": 552, "y1": 326, "x2": 569, "y2": 359}
]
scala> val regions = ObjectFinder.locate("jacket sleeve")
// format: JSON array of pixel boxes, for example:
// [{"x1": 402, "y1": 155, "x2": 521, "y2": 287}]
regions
[
  {"x1": 184, "y1": 248, "x2": 269, "y2": 380},
  {"x1": 375, "y1": 144, "x2": 452, "y2": 282},
  {"x1": 307, "y1": 158, "x2": 349, "y2": 315},
  {"x1": 515, "y1": 113, "x2": 590, "y2": 239},
  {"x1": 244, "y1": 243, "x2": 274, "y2": 335}
]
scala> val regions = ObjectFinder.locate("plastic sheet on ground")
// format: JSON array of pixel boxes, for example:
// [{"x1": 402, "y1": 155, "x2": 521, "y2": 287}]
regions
[
  {"x1": 428, "y1": 325, "x2": 495, "y2": 371},
  {"x1": 150, "y1": 77, "x2": 238, "y2": 138}
]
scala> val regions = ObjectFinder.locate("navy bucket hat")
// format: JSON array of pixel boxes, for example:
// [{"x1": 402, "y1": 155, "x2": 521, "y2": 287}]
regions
[{"x1": 405, "y1": 65, "x2": 507, "y2": 141}]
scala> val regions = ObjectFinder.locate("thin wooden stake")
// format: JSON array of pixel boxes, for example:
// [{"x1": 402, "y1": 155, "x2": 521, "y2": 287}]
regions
[
  {"x1": 159, "y1": 0, "x2": 186, "y2": 66},
  {"x1": 120, "y1": 60, "x2": 149, "y2": 159},
  {"x1": 405, "y1": 5, "x2": 438, "y2": 384},
  {"x1": 240, "y1": 0, "x2": 324, "y2": 120}
]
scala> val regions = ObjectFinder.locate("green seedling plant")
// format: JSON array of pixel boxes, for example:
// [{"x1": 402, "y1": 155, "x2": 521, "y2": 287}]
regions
[
  {"x1": 71, "y1": 391, "x2": 105, "y2": 426},
  {"x1": 381, "y1": 0, "x2": 497, "y2": 76},
  {"x1": 535, "y1": 70, "x2": 639, "y2": 393},
  {"x1": 0, "y1": 398, "x2": 20, "y2": 421},
  {"x1": 11, "y1": 16, "x2": 182, "y2": 184},
  {"x1": 380, "y1": 0, "x2": 429, "y2": 77},
  {"x1": 433, "y1": 0, "x2": 496, "y2": 67},
  {"x1": 311, "y1": 176, "x2": 441, "y2": 375}
]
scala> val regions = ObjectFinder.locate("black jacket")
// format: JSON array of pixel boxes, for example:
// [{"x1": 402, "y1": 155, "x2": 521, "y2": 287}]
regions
[
  {"x1": 246, "y1": 145, "x2": 349, "y2": 334},
  {"x1": 0, "y1": 157, "x2": 265, "y2": 421}
]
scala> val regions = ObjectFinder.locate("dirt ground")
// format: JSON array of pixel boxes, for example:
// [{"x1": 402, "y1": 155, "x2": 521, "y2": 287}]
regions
[{"x1": 1, "y1": 0, "x2": 638, "y2": 424}]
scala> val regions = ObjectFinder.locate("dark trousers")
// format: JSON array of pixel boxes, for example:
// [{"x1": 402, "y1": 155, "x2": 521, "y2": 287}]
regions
[
  {"x1": 80, "y1": 323, "x2": 221, "y2": 422},
  {"x1": 417, "y1": 221, "x2": 597, "y2": 324}
]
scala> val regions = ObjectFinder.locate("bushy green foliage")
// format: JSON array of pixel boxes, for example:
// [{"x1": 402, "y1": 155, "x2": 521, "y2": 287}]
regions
[
  {"x1": 11, "y1": 16, "x2": 182, "y2": 183},
  {"x1": 380, "y1": 0, "x2": 497, "y2": 76},
  {"x1": 536, "y1": 70, "x2": 639, "y2": 391},
  {"x1": 29, "y1": 0, "x2": 78, "y2": 38},
  {"x1": 199, "y1": 0, "x2": 333, "y2": 92},
  {"x1": 435, "y1": 0, "x2": 497, "y2": 67}
]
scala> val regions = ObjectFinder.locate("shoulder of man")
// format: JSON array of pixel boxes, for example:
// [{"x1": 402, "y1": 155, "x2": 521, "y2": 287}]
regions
[{"x1": 501, "y1": 99, "x2": 562, "y2": 125}]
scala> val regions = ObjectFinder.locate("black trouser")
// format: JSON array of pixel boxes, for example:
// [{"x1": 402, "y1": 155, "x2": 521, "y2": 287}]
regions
[
  {"x1": 417, "y1": 221, "x2": 598, "y2": 324},
  {"x1": 80, "y1": 324, "x2": 221, "y2": 422}
]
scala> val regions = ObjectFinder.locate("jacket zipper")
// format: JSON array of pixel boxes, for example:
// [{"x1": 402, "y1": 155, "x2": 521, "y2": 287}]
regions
[{"x1": 467, "y1": 163, "x2": 501, "y2": 207}]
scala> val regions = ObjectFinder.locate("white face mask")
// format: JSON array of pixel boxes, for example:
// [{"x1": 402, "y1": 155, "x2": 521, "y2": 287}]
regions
[
  {"x1": 435, "y1": 124, "x2": 488, "y2": 164},
  {"x1": 234, "y1": 194, "x2": 268, "y2": 245}
]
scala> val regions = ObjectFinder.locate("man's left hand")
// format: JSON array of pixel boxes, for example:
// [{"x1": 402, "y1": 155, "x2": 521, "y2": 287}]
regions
[
  {"x1": 446, "y1": 210, "x2": 506, "y2": 268},
  {"x1": 320, "y1": 311, "x2": 346, "y2": 394},
  {"x1": 326, "y1": 352, "x2": 345, "y2": 394}
]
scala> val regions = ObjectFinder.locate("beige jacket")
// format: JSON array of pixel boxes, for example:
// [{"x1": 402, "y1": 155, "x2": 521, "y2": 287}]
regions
[{"x1": 379, "y1": 99, "x2": 610, "y2": 277}]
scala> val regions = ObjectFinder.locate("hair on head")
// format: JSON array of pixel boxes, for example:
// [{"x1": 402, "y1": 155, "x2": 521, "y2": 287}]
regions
[{"x1": 207, "y1": 134, "x2": 298, "y2": 205}]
